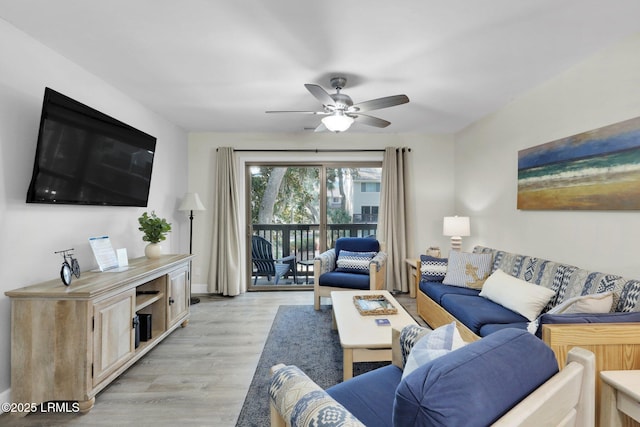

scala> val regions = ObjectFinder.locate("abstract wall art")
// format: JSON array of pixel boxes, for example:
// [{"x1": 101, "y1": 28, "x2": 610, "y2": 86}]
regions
[{"x1": 517, "y1": 116, "x2": 640, "y2": 210}]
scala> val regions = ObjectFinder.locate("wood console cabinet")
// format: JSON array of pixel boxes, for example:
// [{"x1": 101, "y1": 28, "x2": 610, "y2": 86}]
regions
[{"x1": 5, "y1": 254, "x2": 193, "y2": 415}]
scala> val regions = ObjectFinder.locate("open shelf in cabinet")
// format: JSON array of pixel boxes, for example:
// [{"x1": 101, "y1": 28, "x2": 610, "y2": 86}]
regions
[
  {"x1": 135, "y1": 275, "x2": 167, "y2": 347},
  {"x1": 135, "y1": 292, "x2": 164, "y2": 311}
]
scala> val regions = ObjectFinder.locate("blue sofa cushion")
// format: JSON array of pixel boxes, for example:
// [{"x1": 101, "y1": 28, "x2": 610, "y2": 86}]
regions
[
  {"x1": 335, "y1": 237, "x2": 380, "y2": 259},
  {"x1": 535, "y1": 311, "x2": 640, "y2": 337},
  {"x1": 479, "y1": 323, "x2": 529, "y2": 337},
  {"x1": 327, "y1": 364, "x2": 402, "y2": 427},
  {"x1": 440, "y1": 294, "x2": 528, "y2": 335},
  {"x1": 319, "y1": 271, "x2": 371, "y2": 289},
  {"x1": 420, "y1": 281, "x2": 480, "y2": 305},
  {"x1": 394, "y1": 329, "x2": 559, "y2": 427}
]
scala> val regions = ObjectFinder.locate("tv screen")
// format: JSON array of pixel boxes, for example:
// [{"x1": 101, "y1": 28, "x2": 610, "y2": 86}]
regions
[{"x1": 26, "y1": 87, "x2": 156, "y2": 206}]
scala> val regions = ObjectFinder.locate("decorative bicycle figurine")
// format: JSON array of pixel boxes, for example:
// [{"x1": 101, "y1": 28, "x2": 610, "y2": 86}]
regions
[{"x1": 55, "y1": 248, "x2": 80, "y2": 286}]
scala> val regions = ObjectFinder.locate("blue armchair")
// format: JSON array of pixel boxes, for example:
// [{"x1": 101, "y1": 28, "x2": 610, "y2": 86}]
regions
[{"x1": 313, "y1": 237, "x2": 387, "y2": 310}]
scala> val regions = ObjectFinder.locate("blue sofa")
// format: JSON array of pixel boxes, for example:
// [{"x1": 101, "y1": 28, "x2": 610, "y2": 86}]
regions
[
  {"x1": 417, "y1": 246, "x2": 640, "y2": 342},
  {"x1": 270, "y1": 326, "x2": 595, "y2": 427},
  {"x1": 417, "y1": 246, "x2": 640, "y2": 420}
]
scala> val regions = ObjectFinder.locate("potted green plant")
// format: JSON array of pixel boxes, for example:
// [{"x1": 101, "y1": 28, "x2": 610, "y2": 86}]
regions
[{"x1": 138, "y1": 211, "x2": 172, "y2": 259}]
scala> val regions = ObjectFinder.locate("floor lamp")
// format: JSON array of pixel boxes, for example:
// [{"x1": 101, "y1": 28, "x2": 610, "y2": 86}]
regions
[{"x1": 179, "y1": 192, "x2": 206, "y2": 305}]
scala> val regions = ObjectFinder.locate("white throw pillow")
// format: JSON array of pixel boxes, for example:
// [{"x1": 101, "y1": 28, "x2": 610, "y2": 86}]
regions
[
  {"x1": 551, "y1": 291, "x2": 614, "y2": 314},
  {"x1": 401, "y1": 322, "x2": 465, "y2": 380},
  {"x1": 479, "y1": 269, "x2": 556, "y2": 321}
]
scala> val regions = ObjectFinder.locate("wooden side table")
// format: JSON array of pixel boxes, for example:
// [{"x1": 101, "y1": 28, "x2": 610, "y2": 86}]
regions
[
  {"x1": 297, "y1": 259, "x2": 314, "y2": 284},
  {"x1": 404, "y1": 258, "x2": 420, "y2": 298},
  {"x1": 600, "y1": 370, "x2": 640, "y2": 427}
]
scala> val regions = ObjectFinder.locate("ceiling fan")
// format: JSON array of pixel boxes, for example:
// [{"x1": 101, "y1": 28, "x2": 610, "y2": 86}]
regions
[{"x1": 266, "y1": 77, "x2": 409, "y2": 132}]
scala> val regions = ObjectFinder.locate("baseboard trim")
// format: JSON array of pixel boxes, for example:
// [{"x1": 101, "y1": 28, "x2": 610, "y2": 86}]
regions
[
  {"x1": 0, "y1": 387, "x2": 11, "y2": 413},
  {"x1": 192, "y1": 282, "x2": 208, "y2": 295}
]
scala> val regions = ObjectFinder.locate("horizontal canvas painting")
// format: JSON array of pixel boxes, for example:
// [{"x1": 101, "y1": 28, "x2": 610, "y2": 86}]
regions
[{"x1": 518, "y1": 116, "x2": 640, "y2": 210}]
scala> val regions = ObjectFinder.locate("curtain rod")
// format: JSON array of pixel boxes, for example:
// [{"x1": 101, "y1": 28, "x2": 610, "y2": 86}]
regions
[{"x1": 216, "y1": 148, "x2": 411, "y2": 153}]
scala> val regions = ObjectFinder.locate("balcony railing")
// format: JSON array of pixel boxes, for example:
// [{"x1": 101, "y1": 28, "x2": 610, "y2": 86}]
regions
[
  {"x1": 251, "y1": 223, "x2": 378, "y2": 285},
  {"x1": 352, "y1": 213, "x2": 378, "y2": 223}
]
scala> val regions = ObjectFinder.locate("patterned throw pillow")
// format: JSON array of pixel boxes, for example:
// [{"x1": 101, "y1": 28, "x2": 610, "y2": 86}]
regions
[
  {"x1": 401, "y1": 322, "x2": 465, "y2": 380},
  {"x1": 420, "y1": 255, "x2": 448, "y2": 282},
  {"x1": 442, "y1": 251, "x2": 493, "y2": 289},
  {"x1": 397, "y1": 325, "x2": 432, "y2": 369},
  {"x1": 269, "y1": 365, "x2": 365, "y2": 427},
  {"x1": 336, "y1": 250, "x2": 377, "y2": 274}
]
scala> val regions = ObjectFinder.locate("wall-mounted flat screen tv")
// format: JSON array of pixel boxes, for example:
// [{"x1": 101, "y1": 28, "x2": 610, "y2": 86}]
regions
[{"x1": 26, "y1": 87, "x2": 157, "y2": 206}]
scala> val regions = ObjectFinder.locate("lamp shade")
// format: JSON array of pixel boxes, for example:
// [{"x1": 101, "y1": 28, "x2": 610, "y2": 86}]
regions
[
  {"x1": 179, "y1": 192, "x2": 205, "y2": 212},
  {"x1": 321, "y1": 112, "x2": 354, "y2": 132},
  {"x1": 443, "y1": 216, "x2": 470, "y2": 237}
]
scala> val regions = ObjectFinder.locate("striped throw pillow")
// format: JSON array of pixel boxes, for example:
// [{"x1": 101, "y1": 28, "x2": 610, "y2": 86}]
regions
[
  {"x1": 336, "y1": 250, "x2": 376, "y2": 274},
  {"x1": 420, "y1": 255, "x2": 448, "y2": 282},
  {"x1": 442, "y1": 251, "x2": 493, "y2": 289}
]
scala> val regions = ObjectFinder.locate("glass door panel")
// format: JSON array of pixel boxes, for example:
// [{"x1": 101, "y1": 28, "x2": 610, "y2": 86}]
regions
[
  {"x1": 248, "y1": 165, "x2": 320, "y2": 289},
  {"x1": 325, "y1": 166, "x2": 381, "y2": 249}
]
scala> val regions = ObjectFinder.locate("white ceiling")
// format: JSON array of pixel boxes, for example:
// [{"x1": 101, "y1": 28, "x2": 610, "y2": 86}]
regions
[{"x1": 2, "y1": 0, "x2": 640, "y2": 134}]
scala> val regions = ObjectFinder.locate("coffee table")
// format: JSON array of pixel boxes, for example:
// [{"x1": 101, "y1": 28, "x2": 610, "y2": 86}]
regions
[
  {"x1": 600, "y1": 370, "x2": 640, "y2": 426},
  {"x1": 331, "y1": 290, "x2": 418, "y2": 380}
]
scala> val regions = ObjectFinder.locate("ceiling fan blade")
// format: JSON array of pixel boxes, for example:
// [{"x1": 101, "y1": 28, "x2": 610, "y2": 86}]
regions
[
  {"x1": 353, "y1": 114, "x2": 391, "y2": 128},
  {"x1": 314, "y1": 122, "x2": 327, "y2": 132},
  {"x1": 305, "y1": 84, "x2": 336, "y2": 107},
  {"x1": 352, "y1": 94, "x2": 409, "y2": 112},
  {"x1": 265, "y1": 110, "x2": 322, "y2": 114}
]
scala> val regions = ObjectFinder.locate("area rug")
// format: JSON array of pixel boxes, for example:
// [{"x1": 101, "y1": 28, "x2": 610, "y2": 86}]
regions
[{"x1": 235, "y1": 304, "x2": 387, "y2": 427}]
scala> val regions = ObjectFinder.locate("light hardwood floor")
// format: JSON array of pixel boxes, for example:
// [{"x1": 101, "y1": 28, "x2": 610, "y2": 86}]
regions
[{"x1": 0, "y1": 290, "x2": 421, "y2": 426}]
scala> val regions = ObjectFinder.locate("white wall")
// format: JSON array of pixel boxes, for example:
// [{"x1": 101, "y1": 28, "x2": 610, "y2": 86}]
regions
[
  {"x1": 455, "y1": 33, "x2": 640, "y2": 278},
  {"x1": 186, "y1": 132, "x2": 455, "y2": 292},
  {"x1": 0, "y1": 20, "x2": 188, "y2": 399},
  {"x1": 12, "y1": 10, "x2": 640, "y2": 408}
]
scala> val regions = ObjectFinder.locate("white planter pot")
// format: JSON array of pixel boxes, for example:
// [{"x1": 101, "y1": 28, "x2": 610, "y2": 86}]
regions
[{"x1": 145, "y1": 243, "x2": 162, "y2": 259}]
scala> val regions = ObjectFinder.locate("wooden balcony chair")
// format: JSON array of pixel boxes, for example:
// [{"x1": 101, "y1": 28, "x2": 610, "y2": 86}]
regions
[{"x1": 251, "y1": 235, "x2": 297, "y2": 285}]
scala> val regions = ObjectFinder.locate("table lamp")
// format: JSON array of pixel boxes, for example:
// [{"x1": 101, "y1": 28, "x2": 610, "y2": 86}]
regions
[{"x1": 443, "y1": 216, "x2": 470, "y2": 252}]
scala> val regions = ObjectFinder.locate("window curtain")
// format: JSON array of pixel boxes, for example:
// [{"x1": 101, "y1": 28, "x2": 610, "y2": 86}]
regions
[
  {"x1": 377, "y1": 147, "x2": 409, "y2": 292},
  {"x1": 208, "y1": 147, "x2": 245, "y2": 296}
]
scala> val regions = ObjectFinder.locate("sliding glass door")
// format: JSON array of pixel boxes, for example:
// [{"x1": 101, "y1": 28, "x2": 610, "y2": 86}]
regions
[
  {"x1": 247, "y1": 162, "x2": 381, "y2": 290},
  {"x1": 248, "y1": 165, "x2": 321, "y2": 290}
]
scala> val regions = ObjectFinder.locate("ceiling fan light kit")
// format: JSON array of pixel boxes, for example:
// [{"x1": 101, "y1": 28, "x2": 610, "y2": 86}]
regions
[
  {"x1": 266, "y1": 76, "x2": 409, "y2": 132},
  {"x1": 322, "y1": 111, "x2": 354, "y2": 132}
]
